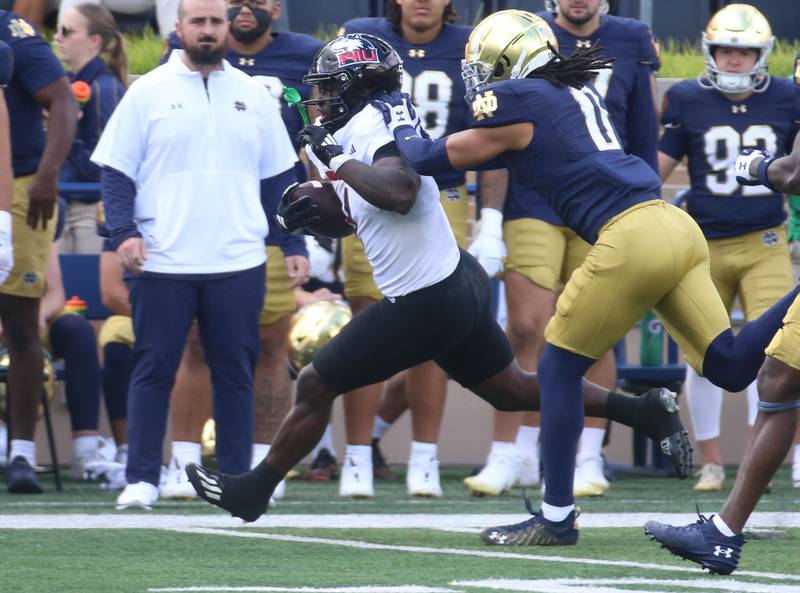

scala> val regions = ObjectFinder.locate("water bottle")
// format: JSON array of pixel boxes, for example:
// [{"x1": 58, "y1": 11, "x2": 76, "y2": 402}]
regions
[
  {"x1": 639, "y1": 311, "x2": 663, "y2": 366},
  {"x1": 64, "y1": 295, "x2": 88, "y2": 317}
]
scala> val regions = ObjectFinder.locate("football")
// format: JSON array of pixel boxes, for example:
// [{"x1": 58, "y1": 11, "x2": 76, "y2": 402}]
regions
[{"x1": 289, "y1": 180, "x2": 355, "y2": 239}]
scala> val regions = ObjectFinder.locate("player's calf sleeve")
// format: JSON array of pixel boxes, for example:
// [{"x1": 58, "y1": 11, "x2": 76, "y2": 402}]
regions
[
  {"x1": 538, "y1": 344, "x2": 594, "y2": 507},
  {"x1": 49, "y1": 315, "x2": 101, "y2": 432},
  {"x1": 685, "y1": 367, "x2": 723, "y2": 441},
  {"x1": 102, "y1": 343, "x2": 131, "y2": 422},
  {"x1": 704, "y1": 286, "x2": 800, "y2": 392}
]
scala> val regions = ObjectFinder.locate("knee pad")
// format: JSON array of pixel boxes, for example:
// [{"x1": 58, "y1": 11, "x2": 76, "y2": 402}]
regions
[{"x1": 757, "y1": 399, "x2": 800, "y2": 413}]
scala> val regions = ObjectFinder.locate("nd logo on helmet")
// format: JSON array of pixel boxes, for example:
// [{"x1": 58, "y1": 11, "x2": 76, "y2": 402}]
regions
[{"x1": 472, "y1": 90, "x2": 498, "y2": 121}]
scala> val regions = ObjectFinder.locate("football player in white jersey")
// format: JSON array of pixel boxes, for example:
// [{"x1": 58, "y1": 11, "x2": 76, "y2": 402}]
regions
[{"x1": 183, "y1": 33, "x2": 692, "y2": 523}]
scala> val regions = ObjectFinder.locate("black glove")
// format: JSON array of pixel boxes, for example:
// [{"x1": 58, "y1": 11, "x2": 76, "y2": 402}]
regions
[
  {"x1": 276, "y1": 182, "x2": 321, "y2": 234},
  {"x1": 296, "y1": 125, "x2": 344, "y2": 168}
]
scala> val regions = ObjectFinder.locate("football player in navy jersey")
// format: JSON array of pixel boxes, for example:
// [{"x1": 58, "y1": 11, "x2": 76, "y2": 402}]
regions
[
  {"x1": 161, "y1": 0, "x2": 313, "y2": 500},
  {"x1": 467, "y1": 0, "x2": 661, "y2": 499},
  {"x1": 0, "y1": 11, "x2": 78, "y2": 494},
  {"x1": 337, "y1": 0, "x2": 506, "y2": 498},
  {"x1": 184, "y1": 33, "x2": 691, "y2": 524},
  {"x1": 376, "y1": 9, "x2": 800, "y2": 546},
  {"x1": 658, "y1": 4, "x2": 799, "y2": 494}
]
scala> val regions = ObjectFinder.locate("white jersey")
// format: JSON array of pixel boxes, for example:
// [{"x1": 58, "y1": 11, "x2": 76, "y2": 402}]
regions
[
  {"x1": 92, "y1": 51, "x2": 297, "y2": 274},
  {"x1": 306, "y1": 105, "x2": 459, "y2": 297}
]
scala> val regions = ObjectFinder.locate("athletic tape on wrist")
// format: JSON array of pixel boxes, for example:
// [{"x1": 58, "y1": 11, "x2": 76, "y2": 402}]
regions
[{"x1": 756, "y1": 156, "x2": 777, "y2": 192}]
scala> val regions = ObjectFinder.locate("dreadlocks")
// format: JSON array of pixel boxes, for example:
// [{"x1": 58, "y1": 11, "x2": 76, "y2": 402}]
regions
[
  {"x1": 527, "y1": 41, "x2": 615, "y2": 89},
  {"x1": 385, "y1": 0, "x2": 459, "y2": 33}
]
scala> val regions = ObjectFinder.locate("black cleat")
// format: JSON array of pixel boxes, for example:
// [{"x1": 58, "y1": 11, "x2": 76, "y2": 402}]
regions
[
  {"x1": 185, "y1": 463, "x2": 270, "y2": 523},
  {"x1": 6, "y1": 456, "x2": 43, "y2": 494},
  {"x1": 639, "y1": 387, "x2": 693, "y2": 479},
  {"x1": 305, "y1": 448, "x2": 338, "y2": 481},
  {"x1": 645, "y1": 513, "x2": 745, "y2": 575},
  {"x1": 480, "y1": 498, "x2": 579, "y2": 546},
  {"x1": 372, "y1": 438, "x2": 397, "y2": 480}
]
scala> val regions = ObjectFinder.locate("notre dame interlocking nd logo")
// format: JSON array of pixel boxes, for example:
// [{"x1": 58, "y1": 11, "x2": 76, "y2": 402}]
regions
[
  {"x1": 8, "y1": 17, "x2": 35, "y2": 38},
  {"x1": 472, "y1": 90, "x2": 498, "y2": 122}
]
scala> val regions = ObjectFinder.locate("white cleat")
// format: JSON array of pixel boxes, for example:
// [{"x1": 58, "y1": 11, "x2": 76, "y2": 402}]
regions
[
  {"x1": 693, "y1": 463, "x2": 725, "y2": 492},
  {"x1": 116, "y1": 481, "x2": 159, "y2": 510},
  {"x1": 574, "y1": 454, "x2": 609, "y2": 497},
  {"x1": 407, "y1": 456, "x2": 443, "y2": 497},
  {"x1": 339, "y1": 455, "x2": 374, "y2": 498},
  {"x1": 464, "y1": 448, "x2": 520, "y2": 497},
  {"x1": 160, "y1": 457, "x2": 197, "y2": 500},
  {"x1": 515, "y1": 448, "x2": 540, "y2": 487}
]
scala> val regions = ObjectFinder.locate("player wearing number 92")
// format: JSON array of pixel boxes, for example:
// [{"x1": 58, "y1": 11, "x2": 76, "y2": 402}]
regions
[
  {"x1": 658, "y1": 3, "x2": 799, "y2": 494},
  {"x1": 376, "y1": 9, "x2": 800, "y2": 545}
]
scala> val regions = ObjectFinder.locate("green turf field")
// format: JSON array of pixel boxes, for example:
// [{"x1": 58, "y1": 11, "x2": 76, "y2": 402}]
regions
[{"x1": 3, "y1": 467, "x2": 799, "y2": 592}]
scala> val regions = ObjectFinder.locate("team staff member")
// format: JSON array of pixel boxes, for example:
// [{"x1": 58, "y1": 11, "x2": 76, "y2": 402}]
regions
[
  {"x1": 339, "y1": 0, "x2": 499, "y2": 498},
  {"x1": 0, "y1": 40, "x2": 12, "y2": 287},
  {"x1": 378, "y1": 10, "x2": 799, "y2": 546},
  {"x1": 0, "y1": 11, "x2": 77, "y2": 494},
  {"x1": 467, "y1": 0, "x2": 661, "y2": 498},
  {"x1": 643, "y1": 128, "x2": 800, "y2": 576},
  {"x1": 160, "y1": 0, "x2": 313, "y2": 500},
  {"x1": 92, "y1": 0, "x2": 300, "y2": 510},
  {"x1": 184, "y1": 33, "x2": 690, "y2": 523},
  {"x1": 658, "y1": 4, "x2": 798, "y2": 493},
  {"x1": 54, "y1": 3, "x2": 126, "y2": 254}
]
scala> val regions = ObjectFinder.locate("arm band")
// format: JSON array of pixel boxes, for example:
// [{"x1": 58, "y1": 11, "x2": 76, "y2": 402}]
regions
[{"x1": 101, "y1": 166, "x2": 141, "y2": 251}]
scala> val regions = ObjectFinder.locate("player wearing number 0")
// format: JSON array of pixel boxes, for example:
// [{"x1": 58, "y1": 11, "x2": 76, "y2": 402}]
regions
[
  {"x1": 161, "y1": 0, "x2": 316, "y2": 500},
  {"x1": 336, "y1": 0, "x2": 480, "y2": 498},
  {"x1": 184, "y1": 32, "x2": 692, "y2": 526},
  {"x1": 375, "y1": 9, "x2": 800, "y2": 546},
  {"x1": 658, "y1": 4, "x2": 799, "y2": 494},
  {"x1": 466, "y1": 0, "x2": 661, "y2": 499}
]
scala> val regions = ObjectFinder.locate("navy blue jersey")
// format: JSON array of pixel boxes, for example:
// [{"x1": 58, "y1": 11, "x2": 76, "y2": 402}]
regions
[
  {"x1": 660, "y1": 78, "x2": 800, "y2": 239},
  {"x1": 59, "y1": 56, "x2": 125, "y2": 201},
  {"x1": 1, "y1": 11, "x2": 67, "y2": 177},
  {"x1": 165, "y1": 31, "x2": 322, "y2": 149},
  {"x1": 0, "y1": 39, "x2": 12, "y2": 86},
  {"x1": 506, "y1": 13, "x2": 659, "y2": 224},
  {"x1": 471, "y1": 78, "x2": 660, "y2": 244},
  {"x1": 342, "y1": 17, "x2": 471, "y2": 190}
]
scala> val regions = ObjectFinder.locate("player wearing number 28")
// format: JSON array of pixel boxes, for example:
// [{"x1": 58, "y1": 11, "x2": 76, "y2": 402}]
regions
[
  {"x1": 659, "y1": 4, "x2": 799, "y2": 493},
  {"x1": 377, "y1": 9, "x2": 800, "y2": 545}
]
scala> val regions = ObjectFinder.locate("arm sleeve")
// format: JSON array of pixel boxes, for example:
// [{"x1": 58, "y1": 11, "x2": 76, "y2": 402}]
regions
[
  {"x1": 625, "y1": 62, "x2": 659, "y2": 173},
  {"x1": 101, "y1": 166, "x2": 140, "y2": 251},
  {"x1": 658, "y1": 88, "x2": 688, "y2": 161},
  {"x1": 262, "y1": 167, "x2": 308, "y2": 257},
  {"x1": 0, "y1": 40, "x2": 12, "y2": 87},
  {"x1": 67, "y1": 78, "x2": 125, "y2": 182},
  {"x1": 91, "y1": 87, "x2": 145, "y2": 180}
]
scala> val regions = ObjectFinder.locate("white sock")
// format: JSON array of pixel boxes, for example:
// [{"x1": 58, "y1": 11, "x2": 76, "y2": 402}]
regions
[
  {"x1": 252, "y1": 443, "x2": 270, "y2": 470},
  {"x1": 73, "y1": 435, "x2": 99, "y2": 461},
  {"x1": 345, "y1": 443, "x2": 372, "y2": 463},
  {"x1": 489, "y1": 440, "x2": 516, "y2": 457},
  {"x1": 171, "y1": 441, "x2": 201, "y2": 466},
  {"x1": 515, "y1": 425, "x2": 540, "y2": 459},
  {"x1": 372, "y1": 416, "x2": 392, "y2": 440},
  {"x1": 794, "y1": 443, "x2": 800, "y2": 467},
  {"x1": 685, "y1": 366, "x2": 723, "y2": 441},
  {"x1": 578, "y1": 427, "x2": 605, "y2": 460},
  {"x1": 745, "y1": 380, "x2": 759, "y2": 427},
  {"x1": 312, "y1": 423, "x2": 337, "y2": 459},
  {"x1": 409, "y1": 440, "x2": 437, "y2": 463},
  {"x1": 540, "y1": 501, "x2": 575, "y2": 522},
  {"x1": 9, "y1": 439, "x2": 36, "y2": 467},
  {"x1": 712, "y1": 514, "x2": 736, "y2": 537}
]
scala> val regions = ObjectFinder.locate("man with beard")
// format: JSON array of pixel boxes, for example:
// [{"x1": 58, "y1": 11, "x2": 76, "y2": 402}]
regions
[
  {"x1": 159, "y1": 0, "x2": 315, "y2": 502},
  {"x1": 91, "y1": 0, "x2": 300, "y2": 510}
]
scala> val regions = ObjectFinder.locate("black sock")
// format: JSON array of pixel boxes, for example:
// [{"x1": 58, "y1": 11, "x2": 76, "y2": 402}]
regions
[
  {"x1": 605, "y1": 390, "x2": 642, "y2": 429},
  {"x1": 249, "y1": 459, "x2": 283, "y2": 495}
]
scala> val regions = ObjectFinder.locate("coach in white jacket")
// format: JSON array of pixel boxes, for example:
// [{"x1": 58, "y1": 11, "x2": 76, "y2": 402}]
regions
[{"x1": 91, "y1": 0, "x2": 302, "y2": 510}]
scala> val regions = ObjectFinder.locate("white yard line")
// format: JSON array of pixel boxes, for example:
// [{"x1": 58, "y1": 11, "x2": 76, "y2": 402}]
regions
[
  {"x1": 165, "y1": 526, "x2": 800, "y2": 583},
  {"x1": 2, "y1": 512, "x2": 800, "y2": 530},
  {"x1": 148, "y1": 587, "x2": 460, "y2": 593},
  {"x1": 452, "y1": 578, "x2": 800, "y2": 593}
]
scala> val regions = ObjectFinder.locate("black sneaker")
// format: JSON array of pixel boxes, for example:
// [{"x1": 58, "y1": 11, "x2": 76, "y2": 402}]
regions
[
  {"x1": 185, "y1": 463, "x2": 270, "y2": 522},
  {"x1": 305, "y1": 448, "x2": 338, "y2": 481},
  {"x1": 6, "y1": 456, "x2": 43, "y2": 494},
  {"x1": 372, "y1": 438, "x2": 397, "y2": 480},
  {"x1": 645, "y1": 513, "x2": 745, "y2": 575},
  {"x1": 480, "y1": 498, "x2": 579, "y2": 546},
  {"x1": 639, "y1": 387, "x2": 693, "y2": 479}
]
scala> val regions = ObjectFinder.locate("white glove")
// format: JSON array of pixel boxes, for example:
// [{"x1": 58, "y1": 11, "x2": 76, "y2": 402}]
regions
[
  {"x1": 734, "y1": 148, "x2": 773, "y2": 186},
  {"x1": 305, "y1": 236, "x2": 336, "y2": 283},
  {"x1": 0, "y1": 210, "x2": 13, "y2": 285},
  {"x1": 468, "y1": 208, "x2": 506, "y2": 278}
]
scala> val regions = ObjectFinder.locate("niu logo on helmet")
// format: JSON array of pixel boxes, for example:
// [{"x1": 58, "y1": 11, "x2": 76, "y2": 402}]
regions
[{"x1": 331, "y1": 36, "x2": 380, "y2": 67}]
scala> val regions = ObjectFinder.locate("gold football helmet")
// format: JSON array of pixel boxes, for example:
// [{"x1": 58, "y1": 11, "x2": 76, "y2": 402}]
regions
[
  {"x1": 287, "y1": 299, "x2": 352, "y2": 374},
  {"x1": 701, "y1": 3, "x2": 774, "y2": 94},
  {"x1": 461, "y1": 10, "x2": 558, "y2": 101}
]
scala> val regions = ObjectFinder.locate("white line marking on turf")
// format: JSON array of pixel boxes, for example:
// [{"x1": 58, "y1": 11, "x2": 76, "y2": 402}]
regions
[
  {"x1": 3, "y1": 512, "x2": 800, "y2": 530},
  {"x1": 452, "y1": 578, "x2": 800, "y2": 593},
  {"x1": 148, "y1": 586, "x2": 460, "y2": 593},
  {"x1": 165, "y1": 527, "x2": 800, "y2": 583}
]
